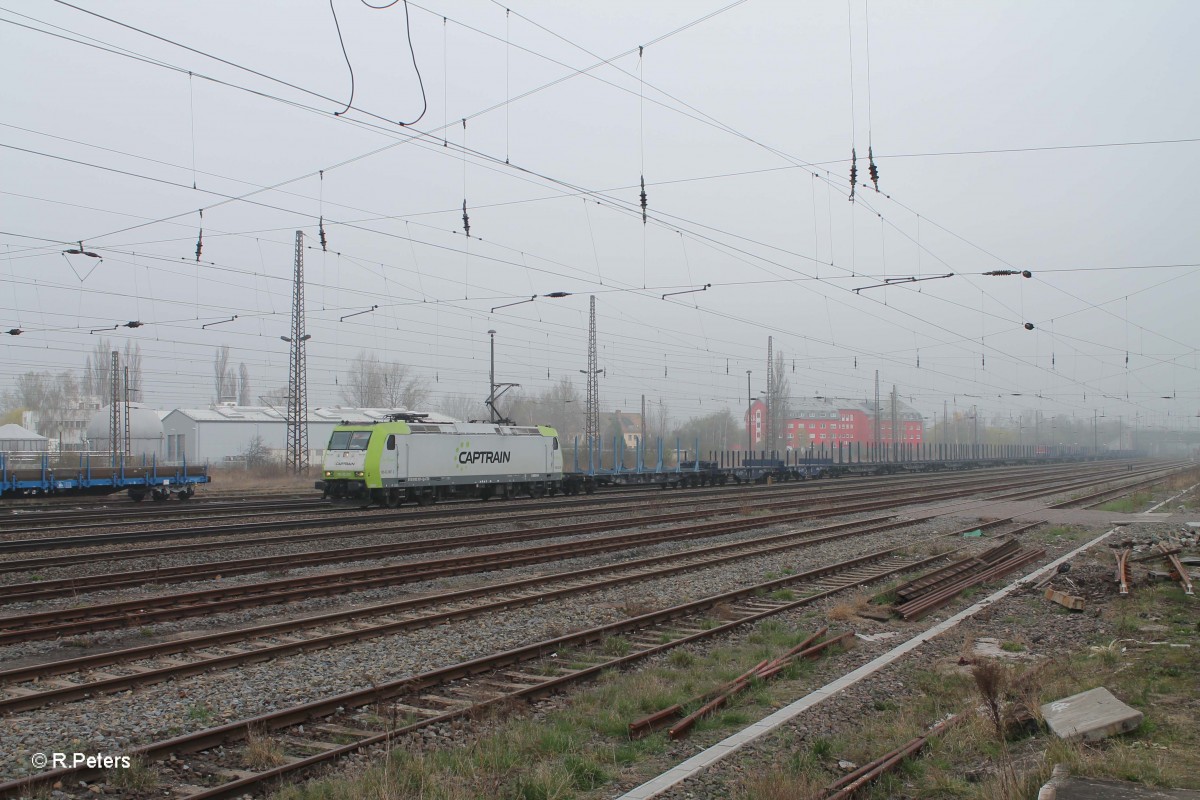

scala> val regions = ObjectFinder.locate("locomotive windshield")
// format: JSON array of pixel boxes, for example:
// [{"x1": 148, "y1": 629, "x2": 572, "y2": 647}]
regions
[{"x1": 328, "y1": 430, "x2": 373, "y2": 451}]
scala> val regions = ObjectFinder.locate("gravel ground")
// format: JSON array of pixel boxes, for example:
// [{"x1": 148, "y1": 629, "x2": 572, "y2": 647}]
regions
[
  {"x1": 0, "y1": 468, "x2": 1180, "y2": 791},
  {"x1": 617, "y1": 521, "x2": 1197, "y2": 800},
  {"x1": 0, "y1": 512, "x2": 958, "y2": 780}
]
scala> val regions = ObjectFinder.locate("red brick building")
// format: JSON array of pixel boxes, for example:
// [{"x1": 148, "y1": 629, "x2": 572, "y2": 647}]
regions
[{"x1": 746, "y1": 397, "x2": 925, "y2": 451}]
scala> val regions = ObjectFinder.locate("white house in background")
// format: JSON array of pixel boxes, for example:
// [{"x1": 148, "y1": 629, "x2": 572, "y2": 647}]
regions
[
  {"x1": 0, "y1": 423, "x2": 49, "y2": 453},
  {"x1": 159, "y1": 405, "x2": 454, "y2": 465}
]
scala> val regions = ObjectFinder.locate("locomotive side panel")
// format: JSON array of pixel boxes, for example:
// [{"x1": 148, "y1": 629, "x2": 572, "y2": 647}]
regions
[{"x1": 403, "y1": 431, "x2": 557, "y2": 485}]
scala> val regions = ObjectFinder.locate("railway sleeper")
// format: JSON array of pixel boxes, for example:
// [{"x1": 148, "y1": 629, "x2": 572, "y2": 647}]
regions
[
  {"x1": 277, "y1": 735, "x2": 341, "y2": 753},
  {"x1": 312, "y1": 723, "x2": 378, "y2": 739},
  {"x1": 388, "y1": 703, "x2": 442, "y2": 719}
]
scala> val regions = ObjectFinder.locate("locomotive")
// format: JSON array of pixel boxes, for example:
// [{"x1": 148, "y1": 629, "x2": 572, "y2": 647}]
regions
[{"x1": 316, "y1": 413, "x2": 565, "y2": 506}]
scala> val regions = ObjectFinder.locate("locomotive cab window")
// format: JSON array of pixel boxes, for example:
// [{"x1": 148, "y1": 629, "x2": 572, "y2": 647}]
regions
[
  {"x1": 386, "y1": 434, "x2": 396, "y2": 451},
  {"x1": 552, "y1": 437, "x2": 559, "y2": 451},
  {"x1": 329, "y1": 431, "x2": 373, "y2": 451}
]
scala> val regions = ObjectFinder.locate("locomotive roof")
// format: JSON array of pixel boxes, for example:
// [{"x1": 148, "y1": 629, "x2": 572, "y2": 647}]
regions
[
  {"x1": 169, "y1": 406, "x2": 457, "y2": 424},
  {"x1": 336, "y1": 420, "x2": 553, "y2": 436}
]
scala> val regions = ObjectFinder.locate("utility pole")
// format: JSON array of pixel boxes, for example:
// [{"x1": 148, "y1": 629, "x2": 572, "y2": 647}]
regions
[
  {"x1": 973, "y1": 404, "x2": 979, "y2": 457},
  {"x1": 1093, "y1": 408, "x2": 1098, "y2": 454},
  {"x1": 284, "y1": 230, "x2": 310, "y2": 475},
  {"x1": 640, "y1": 394, "x2": 646, "y2": 452},
  {"x1": 108, "y1": 350, "x2": 120, "y2": 466},
  {"x1": 766, "y1": 336, "x2": 774, "y2": 453},
  {"x1": 890, "y1": 385, "x2": 898, "y2": 462},
  {"x1": 873, "y1": 370, "x2": 881, "y2": 456},
  {"x1": 488, "y1": 329, "x2": 497, "y2": 423},
  {"x1": 122, "y1": 365, "x2": 131, "y2": 457},
  {"x1": 943, "y1": 399, "x2": 948, "y2": 446},
  {"x1": 746, "y1": 370, "x2": 752, "y2": 458}
]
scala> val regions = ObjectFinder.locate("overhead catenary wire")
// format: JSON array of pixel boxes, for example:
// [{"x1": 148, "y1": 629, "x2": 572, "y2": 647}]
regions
[{"x1": 7, "y1": 7, "x2": 1190, "y2": 419}]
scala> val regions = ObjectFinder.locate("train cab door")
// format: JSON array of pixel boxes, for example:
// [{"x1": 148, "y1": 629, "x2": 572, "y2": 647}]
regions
[
  {"x1": 379, "y1": 433, "x2": 400, "y2": 483},
  {"x1": 550, "y1": 436, "x2": 562, "y2": 474}
]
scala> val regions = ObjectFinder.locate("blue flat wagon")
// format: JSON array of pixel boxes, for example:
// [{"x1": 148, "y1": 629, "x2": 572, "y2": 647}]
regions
[{"x1": 0, "y1": 452, "x2": 210, "y2": 502}]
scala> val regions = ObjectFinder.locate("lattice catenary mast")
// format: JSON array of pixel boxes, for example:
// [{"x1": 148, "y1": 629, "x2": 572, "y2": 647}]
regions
[
  {"x1": 585, "y1": 295, "x2": 599, "y2": 452},
  {"x1": 285, "y1": 231, "x2": 310, "y2": 474},
  {"x1": 108, "y1": 350, "x2": 120, "y2": 465}
]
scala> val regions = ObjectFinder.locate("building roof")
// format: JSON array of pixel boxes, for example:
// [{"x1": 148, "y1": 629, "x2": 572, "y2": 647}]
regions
[
  {"x1": 165, "y1": 405, "x2": 459, "y2": 424},
  {"x1": 0, "y1": 423, "x2": 47, "y2": 441},
  {"x1": 787, "y1": 397, "x2": 923, "y2": 421}
]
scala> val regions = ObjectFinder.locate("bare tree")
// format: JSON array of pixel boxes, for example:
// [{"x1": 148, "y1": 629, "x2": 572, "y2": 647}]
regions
[
  {"x1": 671, "y1": 409, "x2": 737, "y2": 456},
  {"x1": 260, "y1": 385, "x2": 290, "y2": 408},
  {"x1": 341, "y1": 351, "x2": 428, "y2": 409},
  {"x1": 213, "y1": 346, "x2": 234, "y2": 403},
  {"x1": 437, "y1": 394, "x2": 490, "y2": 422},
  {"x1": 766, "y1": 350, "x2": 790, "y2": 452},
  {"x1": 122, "y1": 341, "x2": 143, "y2": 401},
  {"x1": 237, "y1": 362, "x2": 251, "y2": 405},
  {"x1": 2, "y1": 370, "x2": 80, "y2": 440},
  {"x1": 650, "y1": 398, "x2": 671, "y2": 443},
  {"x1": 83, "y1": 339, "x2": 114, "y2": 397}
]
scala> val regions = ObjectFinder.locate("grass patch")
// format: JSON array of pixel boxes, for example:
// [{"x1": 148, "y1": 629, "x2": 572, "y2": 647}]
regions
[
  {"x1": 601, "y1": 636, "x2": 631, "y2": 657},
  {"x1": 725, "y1": 578, "x2": 1200, "y2": 800},
  {"x1": 271, "y1": 618, "x2": 835, "y2": 800},
  {"x1": 105, "y1": 757, "x2": 156, "y2": 792},
  {"x1": 186, "y1": 702, "x2": 214, "y2": 722}
]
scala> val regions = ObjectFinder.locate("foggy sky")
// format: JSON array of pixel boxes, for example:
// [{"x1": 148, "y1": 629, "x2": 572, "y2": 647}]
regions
[{"x1": 2, "y1": 0, "x2": 1197, "y2": 436}]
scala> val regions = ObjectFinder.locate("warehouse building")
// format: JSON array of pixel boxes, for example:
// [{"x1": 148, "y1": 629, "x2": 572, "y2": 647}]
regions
[{"x1": 160, "y1": 405, "x2": 445, "y2": 465}]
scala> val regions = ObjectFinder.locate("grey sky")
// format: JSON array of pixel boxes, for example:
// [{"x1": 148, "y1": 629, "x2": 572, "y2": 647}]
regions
[{"x1": 1, "y1": 0, "x2": 1197, "y2": 436}]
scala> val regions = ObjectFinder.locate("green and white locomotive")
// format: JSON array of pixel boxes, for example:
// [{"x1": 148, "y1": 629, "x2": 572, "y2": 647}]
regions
[{"x1": 316, "y1": 413, "x2": 565, "y2": 506}]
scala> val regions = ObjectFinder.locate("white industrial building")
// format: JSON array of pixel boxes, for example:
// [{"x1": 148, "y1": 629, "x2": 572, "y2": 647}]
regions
[
  {"x1": 160, "y1": 405, "x2": 434, "y2": 465},
  {"x1": 84, "y1": 403, "x2": 167, "y2": 460}
]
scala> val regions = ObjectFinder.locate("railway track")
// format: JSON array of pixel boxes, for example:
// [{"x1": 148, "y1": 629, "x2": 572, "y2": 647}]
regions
[
  {"x1": 0, "y1": 465, "x2": 1155, "y2": 716},
  {"x1": 0, "y1": 460, "x2": 1172, "y2": 596},
  {"x1": 0, "y1": 462, "x2": 1186, "y2": 797},
  {"x1": 0, "y1": 497, "x2": 328, "y2": 527},
  {"x1": 0, "y1": 544, "x2": 950, "y2": 799},
  {"x1": 0, "y1": 482, "x2": 997, "y2": 644},
  {"x1": 0, "y1": 463, "x2": 1173, "y2": 637},
  {"x1": 0, "y1": 460, "x2": 1159, "y2": 555},
  {"x1": 0, "y1": 513, "x2": 925, "y2": 714},
  {"x1": 0, "y1": 461, "x2": 1147, "y2": 599}
]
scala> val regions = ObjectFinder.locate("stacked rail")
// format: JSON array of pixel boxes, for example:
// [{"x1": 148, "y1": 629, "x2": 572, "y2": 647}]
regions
[{"x1": 892, "y1": 538, "x2": 1046, "y2": 620}]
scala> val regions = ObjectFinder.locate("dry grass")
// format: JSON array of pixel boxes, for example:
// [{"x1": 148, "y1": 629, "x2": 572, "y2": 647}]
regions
[
  {"x1": 618, "y1": 600, "x2": 660, "y2": 618},
  {"x1": 207, "y1": 466, "x2": 313, "y2": 492},
  {"x1": 828, "y1": 591, "x2": 872, "y2": 621},
  {"x1": 244, "y1": 727, "x2": 288, "y2": 770},
  {"x1": 735, "y1": 767, "x2": 825, "y2": 799}
]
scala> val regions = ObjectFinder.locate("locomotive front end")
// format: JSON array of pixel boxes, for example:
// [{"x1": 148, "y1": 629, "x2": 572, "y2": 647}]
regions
[{"x1": 316, "y1": 427, "x2": 375, "y2": 502}]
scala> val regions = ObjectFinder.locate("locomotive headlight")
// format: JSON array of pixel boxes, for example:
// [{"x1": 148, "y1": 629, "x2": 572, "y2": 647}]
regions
[
  {"x1": 324, "y1": 471, "x2": 332, "y2": 477},
  {"x1": 355, "y1": 471, "x2": 365, "y2": 477}
]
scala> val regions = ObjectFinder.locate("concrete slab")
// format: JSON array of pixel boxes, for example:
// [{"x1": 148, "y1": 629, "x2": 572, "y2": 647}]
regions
[
  {"x1": 973, "y1": 636, "x2": 1037, "y2": 660},
  {"x1": 1042, "y1": 687, "x2": 1144, "y2": 742},
  {"x1": 1054, "y1": 777, "x2": 1200, "y2": 799}
]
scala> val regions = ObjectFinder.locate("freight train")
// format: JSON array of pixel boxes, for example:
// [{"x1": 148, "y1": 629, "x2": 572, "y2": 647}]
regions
[{"x1": 316, "y1": 413, "x2": 567, "y2": 506}]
